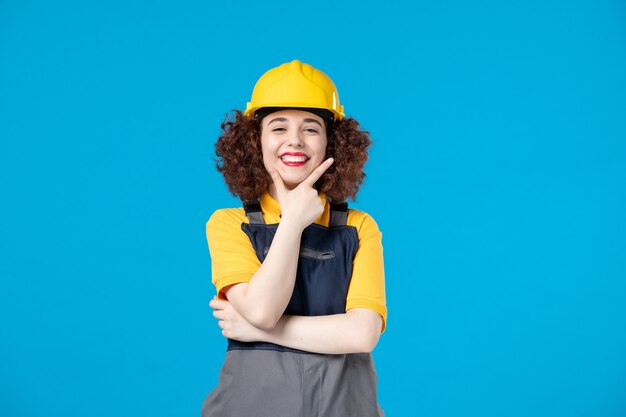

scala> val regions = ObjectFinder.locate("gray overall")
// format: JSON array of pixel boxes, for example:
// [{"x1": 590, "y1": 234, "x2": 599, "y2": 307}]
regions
[{"x1": 201, "y1": 202, "x2": 384, "y2": 417}]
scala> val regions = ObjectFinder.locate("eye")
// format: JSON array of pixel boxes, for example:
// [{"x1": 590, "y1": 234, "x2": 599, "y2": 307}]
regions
[
  {"x1": 271, "y1": 127, "x2": 286, "y2": 132},
  {"x1": 304, "y1": 128, "x2": 319, "y2": 133}
]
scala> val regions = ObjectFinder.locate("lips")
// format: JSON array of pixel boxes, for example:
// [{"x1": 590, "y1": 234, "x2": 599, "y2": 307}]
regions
[{"x1": 280, "y1": 152, "x2": 309, "y2": 167}]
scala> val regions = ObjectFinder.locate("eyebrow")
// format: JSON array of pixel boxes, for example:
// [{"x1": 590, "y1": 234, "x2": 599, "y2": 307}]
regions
[{"x1": 267, "y1": 117, "x2": 324, "y2": 128}]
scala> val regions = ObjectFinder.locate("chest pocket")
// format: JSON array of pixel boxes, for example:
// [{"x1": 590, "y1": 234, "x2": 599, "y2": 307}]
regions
[{"x1": 263, "y1": 245, "x2": 335, "y2": 260}]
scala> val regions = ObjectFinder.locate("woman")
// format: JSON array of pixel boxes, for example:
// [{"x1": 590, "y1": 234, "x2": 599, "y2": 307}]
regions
[{"x1": 202, "y1": 59, "x2": 387, "y2": 417}]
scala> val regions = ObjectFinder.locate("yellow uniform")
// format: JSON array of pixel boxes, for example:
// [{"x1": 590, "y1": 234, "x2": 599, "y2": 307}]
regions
[{"x1": 206, "y1": 191, "x2": 387, "y2": 331}]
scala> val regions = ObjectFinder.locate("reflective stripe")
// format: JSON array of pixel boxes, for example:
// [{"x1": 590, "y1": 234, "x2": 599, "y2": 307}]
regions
[
  {"x1": 330, "y1": 202, "x2": 348, "y2": 227},
  {"x1": 243, "y1": 201, "x2": 264, "y2": 224}
]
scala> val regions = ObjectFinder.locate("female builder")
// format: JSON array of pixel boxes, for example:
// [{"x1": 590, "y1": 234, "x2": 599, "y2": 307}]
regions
[{"x1": 202, "y1": 60, "x2": 387, "y2": 417}]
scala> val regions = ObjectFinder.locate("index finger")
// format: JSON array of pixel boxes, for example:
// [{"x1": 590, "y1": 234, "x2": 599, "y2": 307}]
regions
[{"x1": 303, "y1": 157, "x2": 334, "y2": 187}]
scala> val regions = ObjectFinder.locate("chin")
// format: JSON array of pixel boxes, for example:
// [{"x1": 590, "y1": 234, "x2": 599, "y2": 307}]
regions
[
  {"x1": 283, "y1": 178, "x2": 305, "y2": 188},
  {"x1": 278, "y1": 170, "x2": 306, "y2": 182}
]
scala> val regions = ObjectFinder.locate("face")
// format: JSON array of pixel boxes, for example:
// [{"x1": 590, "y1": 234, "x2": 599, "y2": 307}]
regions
[{"x1": 260, "y1": 109, "x2": 328, "y2": 191}]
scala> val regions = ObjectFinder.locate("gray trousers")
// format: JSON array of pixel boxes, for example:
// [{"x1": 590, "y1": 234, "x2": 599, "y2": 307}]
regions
[{"x1": 201, "y1": 349, "x2": 385, "y2": 417}]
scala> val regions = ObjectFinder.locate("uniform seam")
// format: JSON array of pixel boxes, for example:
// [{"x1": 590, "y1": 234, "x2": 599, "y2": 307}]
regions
[
  {"x1": 317, "y1": 368, "x2": 322, "y2": 417},
  {"x1": 300, "y1": 354, "x2": 304, "y2": 417}
]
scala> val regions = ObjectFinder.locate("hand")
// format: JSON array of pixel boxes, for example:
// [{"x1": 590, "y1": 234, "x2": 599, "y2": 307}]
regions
[
  {"x1": 210, "y1": 297, "x2": 264, "y2": 342},
  {"x1": 269, "y1": 158, "x2": 334, "y2": 231}
]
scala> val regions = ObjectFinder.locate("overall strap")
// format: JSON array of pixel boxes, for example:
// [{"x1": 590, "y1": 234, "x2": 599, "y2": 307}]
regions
[
  {"x1": 329, "y1": 202, "x2": 348, "y2": 227},
  {"x1": 243, "y1": 201, "x2": 265, "y2": 224}
]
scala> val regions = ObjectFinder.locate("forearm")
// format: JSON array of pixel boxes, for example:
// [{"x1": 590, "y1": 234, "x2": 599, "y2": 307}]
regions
[
  {"x1": 231, "y1": 218, "x2": 303, "y2": 328},
  {"x1": 258, "y1": 309, "x2": 382, "y2": 355}
]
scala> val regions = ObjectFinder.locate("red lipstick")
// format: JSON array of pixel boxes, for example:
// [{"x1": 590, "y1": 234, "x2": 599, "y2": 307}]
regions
[{"x1": 280, "y1": 152, "x2": 309, "y2": 167}]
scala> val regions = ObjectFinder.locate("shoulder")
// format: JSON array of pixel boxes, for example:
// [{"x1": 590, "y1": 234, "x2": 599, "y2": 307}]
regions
[
  {"x1": 346, "y1": 208, "x2": 382, "y2": 237},
  {"x1": 206, "y1": 207, "x2": 247, "y2": 233}
]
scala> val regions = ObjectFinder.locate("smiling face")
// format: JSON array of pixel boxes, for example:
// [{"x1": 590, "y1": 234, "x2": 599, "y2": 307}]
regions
[{"x1": 260, "y1": 109, "x2": 328, "y2": 192}]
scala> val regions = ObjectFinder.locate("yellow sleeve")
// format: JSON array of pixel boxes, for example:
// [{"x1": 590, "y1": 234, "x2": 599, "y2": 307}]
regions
[
  {"x1": 206, "y1": 209, "x2": 261, "y2": 299},
  {"x1": 345, "y1": 211, "x2": 388, "y2": 333}
]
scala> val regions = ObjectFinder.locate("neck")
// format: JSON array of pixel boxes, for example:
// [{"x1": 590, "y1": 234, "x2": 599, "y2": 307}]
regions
[{"x1": 268, "y1": 184, "x2": 279, "y2": 201}]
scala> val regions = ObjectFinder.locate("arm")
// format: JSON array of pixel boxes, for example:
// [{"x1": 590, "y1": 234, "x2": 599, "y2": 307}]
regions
[
  {"x1": 210, "y1": 297, "x2": 383, "y2": 354},
  {"x1": 223, "y1": 159, "x2": 335, "y2": 330},
  {"x1": 267, "y1": 309, "x2": 382, "y2": 354},
  {"x1": 223, "y1": 218, "x2": 303, "y2": 330}
]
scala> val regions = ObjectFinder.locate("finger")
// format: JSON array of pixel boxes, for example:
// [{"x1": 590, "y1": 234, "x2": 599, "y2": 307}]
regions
[
  {"x1": 303, "y1": 158, "x2": 334, "y2": 187},
  {"x1": 218, "y1": 320, "x2": 225, "y2": 329},
  {"x1": 213, "y1": 310, "x2": 224, "y2": 319},
  {"x1": 210, "y1": 298, "x2": 228, "y2": 310}
]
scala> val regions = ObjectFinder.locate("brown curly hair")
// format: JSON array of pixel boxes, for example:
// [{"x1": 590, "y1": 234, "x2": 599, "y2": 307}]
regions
[{"x1": 215, "y1": 110, "x2": 371, "y2": 202}]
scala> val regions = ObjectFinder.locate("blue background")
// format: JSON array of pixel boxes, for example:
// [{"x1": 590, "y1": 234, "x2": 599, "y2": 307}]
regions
[{"x1": 1, "y1": 1, "x2": 625, "y2": 416}]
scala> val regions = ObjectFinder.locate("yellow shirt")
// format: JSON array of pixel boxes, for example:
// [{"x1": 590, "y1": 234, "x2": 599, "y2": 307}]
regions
[{"x1": 206, "y1": 192, "x2": 387, "y2": 332}]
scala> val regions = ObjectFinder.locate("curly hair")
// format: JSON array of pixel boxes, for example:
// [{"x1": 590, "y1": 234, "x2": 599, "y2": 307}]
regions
[{"x1": 214, "y1": 110, "x2": 371, "y2": 202}]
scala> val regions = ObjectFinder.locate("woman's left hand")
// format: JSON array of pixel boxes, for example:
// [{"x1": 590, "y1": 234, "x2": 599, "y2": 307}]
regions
[{"x1": 209, "y1": 297, "x2": 265, "y2": 342}]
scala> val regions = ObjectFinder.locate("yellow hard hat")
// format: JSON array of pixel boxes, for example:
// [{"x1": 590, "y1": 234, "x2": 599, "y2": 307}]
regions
[{"x1": 244, "y1": 59, "x2": 345, "y2": 121}]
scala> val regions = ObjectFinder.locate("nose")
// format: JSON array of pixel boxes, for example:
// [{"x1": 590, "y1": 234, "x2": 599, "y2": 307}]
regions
[{"x1": 286, "y1": 130, "x2": 304, "y2": 147}]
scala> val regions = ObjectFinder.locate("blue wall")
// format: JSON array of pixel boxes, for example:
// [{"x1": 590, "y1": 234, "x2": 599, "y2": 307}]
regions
[{"x1": 1, "y1": 1, "x2": 625, "y2": 416}]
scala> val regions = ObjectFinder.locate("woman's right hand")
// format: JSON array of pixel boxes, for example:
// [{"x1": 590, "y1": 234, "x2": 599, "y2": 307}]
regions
[{"x1": 269, "y1": 157, "x2": 334, "y2": 231}]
